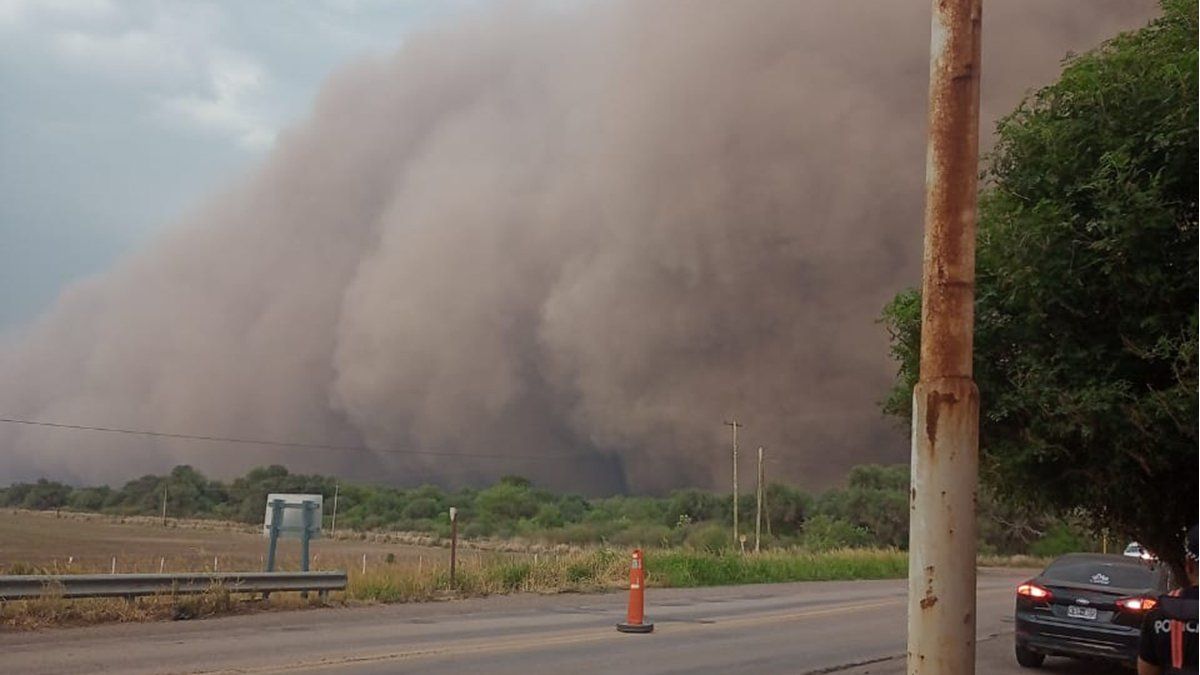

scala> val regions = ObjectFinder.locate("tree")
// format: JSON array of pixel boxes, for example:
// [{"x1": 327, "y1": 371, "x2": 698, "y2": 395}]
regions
[
  {"x1": 19, "y1": 479, "x2": 71, "y2": 510},
  {"x1": 816, "y1": 468, "x2": 910, "y2": 548},
  {"x1": 882, "y1": 1, "x2": 1197, "y2": 575},
  {"x1": 475, "y1": 482, "x2": 539, "y2": 522}
]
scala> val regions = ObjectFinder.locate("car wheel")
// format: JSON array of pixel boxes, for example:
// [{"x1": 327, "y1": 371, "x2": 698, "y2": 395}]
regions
[{"x1": 1014, "y1": 644, "x2": 1045, "y2": 668}]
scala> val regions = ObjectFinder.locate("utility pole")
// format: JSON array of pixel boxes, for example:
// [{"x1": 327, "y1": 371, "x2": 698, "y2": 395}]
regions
[
  {"x1": 908, "y1": 1, "x2": 982, "y2": 673},
  {"x1": 723, "y1": 420, "x2": 743, "y2": 547},
  {"x1": 755, "y1": 447, "x2": 764, "y2": 553},
  {"x1": 763, "y1": 467, "x2": 772, "y2": 538},
  {"x1": 330, "y1": 483, "x2": 340, "y2": 536},
  {"x1": 160, "y1": 481, "x2": 168, "y2": 527}
]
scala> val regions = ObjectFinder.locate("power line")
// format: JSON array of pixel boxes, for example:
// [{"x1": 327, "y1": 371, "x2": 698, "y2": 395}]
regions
[{"x1": 0, "y1": 417, "x2": 586, "y2": 462}]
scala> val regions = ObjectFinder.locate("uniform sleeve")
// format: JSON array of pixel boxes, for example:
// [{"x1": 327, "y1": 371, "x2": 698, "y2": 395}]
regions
[{"x1": 1139, "y1": 609, "x2": 1161, "y2": 665}]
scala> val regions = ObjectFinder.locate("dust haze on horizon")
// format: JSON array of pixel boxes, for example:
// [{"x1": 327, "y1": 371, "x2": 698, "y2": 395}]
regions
[{"x1": 0, "y1": 1, "x2": 1156, "y2": 495}]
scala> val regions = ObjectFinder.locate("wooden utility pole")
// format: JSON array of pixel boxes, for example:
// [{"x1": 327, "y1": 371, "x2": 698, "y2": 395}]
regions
[
  {"x1": 160, "y1": 482, "x2": 168, "y2": 526},
  {"x1": 755, "y1": 447, "x2": 764, "y2": 553},
  {"x1": 330, "y1": 483, "x2": 340, "y2": 536},
  {"x1": 907, "y1": 0, "x2": 983, "y2": 672},
  {"x1": 723, "y1": 420, "x2": 743, "y2": 547},
  {"x1": 763, "y1": 466, "x2": 772, "y2": 538}
]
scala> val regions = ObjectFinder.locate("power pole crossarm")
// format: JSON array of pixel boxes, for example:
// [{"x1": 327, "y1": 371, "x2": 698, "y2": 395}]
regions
[{"x1": 907, "y1": 1, "x2": 983, "y2": 674}]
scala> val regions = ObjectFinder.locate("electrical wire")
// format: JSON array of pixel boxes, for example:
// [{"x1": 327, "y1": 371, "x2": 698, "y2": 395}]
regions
[{"x1": 0, "y1": 417, "x2": 590, "y2": 462}]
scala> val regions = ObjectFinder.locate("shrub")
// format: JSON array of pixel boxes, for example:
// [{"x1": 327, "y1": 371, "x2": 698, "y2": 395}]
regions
[
  {"x1": 1030, "y1": 522, "x2": 1094, "y2": 558},
  {"x1": 802, "y1": 515, "x2": 872, "y2": 551},
  {"x1": 683, "y1": 522, "x2": 731, "y2": 553}
]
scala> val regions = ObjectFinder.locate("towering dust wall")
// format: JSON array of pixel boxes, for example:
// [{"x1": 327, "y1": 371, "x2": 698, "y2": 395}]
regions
[{"x1": 0, "y1": 1, "x2": 1155, "y2": 493}]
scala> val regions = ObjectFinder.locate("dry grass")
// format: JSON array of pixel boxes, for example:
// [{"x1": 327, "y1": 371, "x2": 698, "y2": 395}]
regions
[
  {"x1": 0, "y1": 583, "x2": 338, "y2": 630},
  {"x1": 0, "y1": 509, "x2": 524, "y2": 630},
  {"x1": 1, "y1": 510, "x2": 1046, "y2": 630},
  {"x1": 0, "y1": 509, "x2": 525, "y2": 574}
]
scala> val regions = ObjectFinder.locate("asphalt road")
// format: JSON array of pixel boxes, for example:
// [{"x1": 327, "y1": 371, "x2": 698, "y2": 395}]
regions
[{"x1": 0, "y1": 568, "x2": 1129, "y2": 674}]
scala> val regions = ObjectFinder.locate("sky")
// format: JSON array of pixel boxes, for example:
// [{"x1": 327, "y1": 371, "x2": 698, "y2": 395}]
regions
[{"x1": 0, "y1": 0, "x2": 480, "y2": 330}]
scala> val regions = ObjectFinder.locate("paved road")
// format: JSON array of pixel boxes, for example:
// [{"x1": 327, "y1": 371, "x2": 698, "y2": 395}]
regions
[{"x1": 0, "y1": 568, "x2": 1127, "y2": 674}]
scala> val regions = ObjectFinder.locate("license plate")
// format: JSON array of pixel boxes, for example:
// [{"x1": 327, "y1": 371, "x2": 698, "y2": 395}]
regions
[{"x1": 1067, "y1": 606, "x2": 1098, "y2": 620}]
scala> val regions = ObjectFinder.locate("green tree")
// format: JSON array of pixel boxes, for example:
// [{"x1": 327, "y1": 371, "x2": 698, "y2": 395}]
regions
[
  {"x1": 763, "y1": 483, "x2": 812, "y2": 534},
  {"x1": 816, "y1": 466, "x2": 910, "y2": 548},
  {"x1": 475, "y1": 482, "x2": 539, "y2": 522},
  {"x1": 18, "y1": 479, "x2": 71, "y2": 510},
  {"x1": 882, "y1": 1, "x2": 1197, "y2": 574}
]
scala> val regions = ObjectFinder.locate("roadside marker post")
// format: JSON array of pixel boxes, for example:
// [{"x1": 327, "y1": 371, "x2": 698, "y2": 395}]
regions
[
  {"x1": 449, "y1": 507, "x2": 458, "y2": 588},
  {"x1": 616, "y1": 549, "x2": 653, "y2": 633}
]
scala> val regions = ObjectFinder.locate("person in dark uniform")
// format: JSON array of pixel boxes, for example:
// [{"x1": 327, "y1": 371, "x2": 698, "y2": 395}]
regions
[{"x1": 1138, "y1": 524, "x2": 1198, "y2": 675}]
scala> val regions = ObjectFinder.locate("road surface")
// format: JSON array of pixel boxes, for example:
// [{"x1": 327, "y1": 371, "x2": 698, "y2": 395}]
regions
[{"x1": 0, "y1": 568, "x2": 1128, "y2": 674}]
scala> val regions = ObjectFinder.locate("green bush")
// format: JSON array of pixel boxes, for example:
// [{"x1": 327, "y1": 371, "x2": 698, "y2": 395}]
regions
[
  {"x1": 489, "y1": 562, "x2": 532, "y2": 591},
  {"x1": 802, "y1": 515, "x2": 872, "y2": 551},
  {"x1": 1030, "y1": 522, "x2": 1094, "y2": 558},
  {"x1": 683, "y1": 522, "x2": 731, "y2": 553},
  {"x1": 611, "y1": 523, "x2": 675, "y2": 548},
  {"x1": 533, "y1": 504, "x2": 564, "y2": 529},
  {"x1": 402, "y1": 498, "x2": 440, "y2": 520}
]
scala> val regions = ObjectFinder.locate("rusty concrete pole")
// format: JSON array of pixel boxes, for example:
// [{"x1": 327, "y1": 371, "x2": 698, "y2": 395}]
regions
[{"x1": 907, "y1": 1, "x2": 982, "y2": 674}]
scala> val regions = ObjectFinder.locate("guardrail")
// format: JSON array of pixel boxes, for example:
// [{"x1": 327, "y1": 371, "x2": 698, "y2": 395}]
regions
[{"x1": 0, "y1": 571, "x2": 347, "y2": 601}]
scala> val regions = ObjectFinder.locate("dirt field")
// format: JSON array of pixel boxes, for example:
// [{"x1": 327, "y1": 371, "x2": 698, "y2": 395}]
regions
[{"x1": 0, "y1": 510, "x2": 509, "y2": 575}]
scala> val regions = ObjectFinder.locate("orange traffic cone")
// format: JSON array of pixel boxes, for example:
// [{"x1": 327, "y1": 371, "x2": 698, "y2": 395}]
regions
[{"x1": 616, "y1": 549, "x2": 654, "y2": 633}]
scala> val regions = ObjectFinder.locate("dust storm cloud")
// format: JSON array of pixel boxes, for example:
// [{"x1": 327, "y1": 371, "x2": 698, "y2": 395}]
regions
[{"x1": 0, "y1": 1, "x2": 1155, "y2": 493}]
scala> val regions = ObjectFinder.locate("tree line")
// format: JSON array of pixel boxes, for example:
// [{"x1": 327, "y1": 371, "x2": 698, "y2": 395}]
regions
[{"x1": 0, "y1": 463, "x2": 1096, "y2": 556}]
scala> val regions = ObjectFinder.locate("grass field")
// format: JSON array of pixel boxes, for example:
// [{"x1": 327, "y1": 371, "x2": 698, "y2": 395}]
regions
[
  {"x1": 0, "y1": 509, "x2": 1039, "y2": 631},
  {"x1": 0, "y1": 509, "x2": 492, "y2": 575}
]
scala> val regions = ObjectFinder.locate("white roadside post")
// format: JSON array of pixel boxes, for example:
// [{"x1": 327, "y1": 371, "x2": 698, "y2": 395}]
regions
[{"x1": 449, "y1": 507, "x2": 459, "y2": 587}]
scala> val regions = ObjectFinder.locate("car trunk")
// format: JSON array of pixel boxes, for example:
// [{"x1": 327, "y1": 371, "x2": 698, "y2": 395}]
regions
[{"x1": 1040, "y1": 581, "x2": 1145, "y2": 629}]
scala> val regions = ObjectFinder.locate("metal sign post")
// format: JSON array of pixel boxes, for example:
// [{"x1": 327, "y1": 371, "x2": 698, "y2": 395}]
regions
[
  {"x1": 300, "y1": 501, "x2": 315, "y2": 599},
  {"x1": 907, "y1": 0, "x2": 983, "y2": 673},
  {"x1": 265, "y1": 499, "x2": 283, "y2": 572},
  {"x1": 262, "y1": 494, "x2": 323, "y2": 574}
]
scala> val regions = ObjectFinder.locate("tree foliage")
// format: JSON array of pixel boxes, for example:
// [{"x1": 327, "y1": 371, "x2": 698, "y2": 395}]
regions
[
  {"x1": 882, "y1": 1, "x2": 1197, "y2": 571},
  {"x1": 1, "y1": 461, "x2": 1095, "y2": 555}
]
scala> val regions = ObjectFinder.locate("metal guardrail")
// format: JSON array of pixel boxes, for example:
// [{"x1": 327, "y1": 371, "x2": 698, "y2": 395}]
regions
[{"x1": 0, "y1": 571, "x2": 347, "y2": 600}]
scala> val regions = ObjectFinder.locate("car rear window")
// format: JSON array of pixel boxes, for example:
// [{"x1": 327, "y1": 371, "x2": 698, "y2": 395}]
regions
[{"x1": 1042, "y1": 557, "x2": 1157, "y2": 588}]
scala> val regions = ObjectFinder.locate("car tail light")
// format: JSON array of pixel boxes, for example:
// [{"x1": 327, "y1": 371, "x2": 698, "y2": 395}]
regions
[
  {"x1": 1017, "y1": 583, "x2": 1053, "y2": 601},
  {"x1": 1115, "y1": 596, "x2": 1157, "y2": 612}
]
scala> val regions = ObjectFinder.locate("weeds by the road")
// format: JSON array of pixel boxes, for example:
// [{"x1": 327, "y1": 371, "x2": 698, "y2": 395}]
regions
[
  {"x1": 345, "y1": 547, "x2": 627, "y2": 602},
  {"x1": 3, "y1": 547, "x2": 1042, "y2": 630},
  {"x1": 0, "y1": 583, "x2": 315, "y2": 630},
  {"x1": 647, "y1": 548, "x2": 908, "y2": 587},
  {"x1": 344, "y1": 547, "x2": 907, "y2": 602}
]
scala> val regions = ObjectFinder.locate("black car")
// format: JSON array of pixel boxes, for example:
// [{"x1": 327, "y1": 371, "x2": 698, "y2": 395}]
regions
[{"x1": 1014, "y1": 552, "x2": 1168, "y2": 669}]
